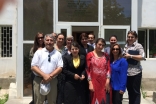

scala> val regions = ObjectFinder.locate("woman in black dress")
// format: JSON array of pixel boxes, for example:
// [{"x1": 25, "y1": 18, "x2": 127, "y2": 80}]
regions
[{"x1": 63, "y1": 42, "x2": 87, "y2": 104}]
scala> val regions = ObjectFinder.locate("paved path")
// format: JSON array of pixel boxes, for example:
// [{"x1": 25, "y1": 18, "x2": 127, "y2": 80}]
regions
[
  {"x1": 5, "y1": 88, "x2": 155, "y2": 104},
  {"x1": 5, "y1": 97, "x2": 154, "y2": 104}
]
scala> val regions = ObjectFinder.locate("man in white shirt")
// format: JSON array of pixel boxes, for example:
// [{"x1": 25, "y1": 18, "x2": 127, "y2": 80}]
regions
[
  {"x1": 31, "y1": 34, "x2": 63, "y2": 104},
  {"x1": 87, "y1": 33, "x2": 95, "y2": 49}
]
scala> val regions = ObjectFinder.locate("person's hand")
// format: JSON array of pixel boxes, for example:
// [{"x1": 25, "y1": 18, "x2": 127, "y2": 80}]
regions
[
  {"x1": 42, "y1": 74, "x2": 52, "y2": 83},
  {"x1": 74, "y1": 74, "x2": 80, "y2": 80},
  {"x1": 79, "y1": 75, "x2": 85, "y2": 80},
  {"x1": 105, "y1": 81, "x2": 110, "y2": 93},
  {"x1": 123, "y1": 53, "x2": 131, "y2": 59},
  {"x1": 89, "y1": 81, "x2": 94, "y2": 92},
  {"x1": 119, "y1": 90, "x2": 124, "y2": 94}
]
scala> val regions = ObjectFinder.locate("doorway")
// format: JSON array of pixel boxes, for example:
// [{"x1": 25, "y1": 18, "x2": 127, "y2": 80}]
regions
[
  {"x1": 72, "y1": 31, "x2": 93, "y2": 44},
  {"x1": 72, "y1": 26, "x2": 99, "y2": 44}
]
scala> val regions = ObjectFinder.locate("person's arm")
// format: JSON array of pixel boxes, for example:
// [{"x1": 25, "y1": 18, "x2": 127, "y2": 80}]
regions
[
  {"x1": 105, "y1": 57, "x2": 111, "y2": 93},
  {"x1": 124, "y1": 53, "x2": 143, "y2": 61},
  {"x1": 50, "y1": 67, "x2": 62, "y2": 78},
  {"x1": 62, "y1": 56, "x2": 76, "y2": 79},
  {"x1": 31, "y1": 51, "x2": 51, "y2": 83},
  {"x1": 119, "y1": 59, "x2": 128, "y2": 93},
  {"x1": 31, "y1": 66, "x2": 51, "y2": 83},
  {"x1": 86, "y1": 53, "x2": 92, "y2": 81},
  {"x1": 81, "y1": 55, "x2": 86, "y2": 75},
  {"x1": 50, "y1": 54, "x2": 63, "y2": 78},
  {"x1": 86, "y1": 53, "x2": 94, "y2": 92},
  {"x1": 80, "y1": 56, "x2": 86, "y2": 80},
  {"x1": 124, "y1": 44, "x2": 145, "y2": 61}
]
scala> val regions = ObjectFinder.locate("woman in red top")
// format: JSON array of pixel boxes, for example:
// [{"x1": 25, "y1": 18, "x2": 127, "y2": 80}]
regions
[{"x1": 86, "y1": 38, "x2": 112, "y2": 104}]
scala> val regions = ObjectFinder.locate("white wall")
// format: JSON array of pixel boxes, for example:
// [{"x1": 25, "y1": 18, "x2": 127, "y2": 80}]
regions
[
  {"x1": 0, "y1": 2, "x2": 17, "y2": 77},
  {"x1": 141, "y1": 60, "x2": 156, "y2": 78},
  {"x1": 138, "y1": 0, "x2": 156, "y2": 78},
  {"x1": 138, "y1": 0, "x2": 156, "y2": 28}
]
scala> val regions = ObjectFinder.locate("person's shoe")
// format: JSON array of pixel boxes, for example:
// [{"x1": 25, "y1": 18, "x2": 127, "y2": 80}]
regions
[{"x1": 43, "y1": 100, "x2": 48, "y2": 104}]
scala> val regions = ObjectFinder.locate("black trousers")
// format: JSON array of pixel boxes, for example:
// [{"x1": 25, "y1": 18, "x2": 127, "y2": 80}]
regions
[
  {"x1": 64, "y1": 82, "x2": 87, "y2": 104},
  {"x1": 56, "y1": 73, "x2": 65, "y2": 104},
  {"x1": 127, "y1": 72, "x2": 142, "y2": 104},
  {"x1": 112, "y1": 90, "x2": 123, "y2": 104}
]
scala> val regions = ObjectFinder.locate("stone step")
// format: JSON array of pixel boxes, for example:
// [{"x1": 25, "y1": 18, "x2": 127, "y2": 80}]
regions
[{"x1": 0, "y1": 77, "x2": 15, "y2": 89}]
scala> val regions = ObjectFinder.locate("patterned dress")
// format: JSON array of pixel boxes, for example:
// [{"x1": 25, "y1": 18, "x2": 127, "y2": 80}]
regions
[{"x1": 86, "y1": 52, "x2": 112, "y2": 104}]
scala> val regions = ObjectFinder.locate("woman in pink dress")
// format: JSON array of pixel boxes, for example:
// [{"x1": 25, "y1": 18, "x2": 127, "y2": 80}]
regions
[{"x1": 86, "y1": 38, "x2": 112, "y2": 104}]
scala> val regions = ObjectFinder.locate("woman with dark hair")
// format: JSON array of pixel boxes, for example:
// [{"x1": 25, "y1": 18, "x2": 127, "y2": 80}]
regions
[
  {"x1": 63, "y1": 42, "x2": 87, "y2": 104},
  {"x1": 54, "y1": 33, "x2": 66, "y2": 55},
  {"x1": 30, "y1": 32, "x2": 45, "y2": 58},
  {"x1": 54, "y1": 33, "x2": 66, "y2": 104},
  {"x1": 29, "y1": 32, "x2": 45, "y2": 104},
  {"x1": 123, "y1": 30, "x2": 145, "y2": 104},
  {"x1": 79, "y1": 33, "x2": 94, "y2": 103},
  {"x1": 79, "y1": 33, "x2": 94, "y2": 56},
  {"x1": 104, "y1": 35, "x2": 118, "y2": 55},
  {"x1": 86, "y1": 38, "x2": 112, "y2": 104},
  {"x1": 110, "y1": 44, "x2": 128, "y2": 104}
]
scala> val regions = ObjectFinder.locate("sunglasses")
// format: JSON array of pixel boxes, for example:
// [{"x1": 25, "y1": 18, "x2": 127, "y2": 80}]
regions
[
  {"x1": 48, "y1": 54, "x2": 51, "y2": 62},
  {"x1": 112, "y1": 48, "x2": 119, "y2": 50},
  {"x1": 38, "y1": 37, "x2": 44, "y2": 40}
]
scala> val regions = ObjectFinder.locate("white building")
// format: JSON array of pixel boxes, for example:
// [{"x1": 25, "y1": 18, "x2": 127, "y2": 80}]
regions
[{"x1": 0, "y1": 0, "x2": 156, "y2": 98}]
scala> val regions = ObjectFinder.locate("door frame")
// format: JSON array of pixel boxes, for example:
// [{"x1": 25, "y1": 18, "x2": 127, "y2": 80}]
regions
[{"x1": 56, "y1": 25, "x2": 72, "y2": 37}]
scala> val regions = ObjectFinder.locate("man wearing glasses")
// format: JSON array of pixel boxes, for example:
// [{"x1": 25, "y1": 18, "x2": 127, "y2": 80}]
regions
[{"x1": 31, "y1": 34, "x2": 63, "y2": 104}]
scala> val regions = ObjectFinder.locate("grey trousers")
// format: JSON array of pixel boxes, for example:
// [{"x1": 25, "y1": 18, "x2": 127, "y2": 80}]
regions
[{"x1": 33, "y1": 76, "x2": 58, "y2": 104}]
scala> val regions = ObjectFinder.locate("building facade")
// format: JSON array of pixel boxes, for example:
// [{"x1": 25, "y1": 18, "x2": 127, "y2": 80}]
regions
[{"x1": 0, "y1": 0, "x2": 156, "y2": 98}]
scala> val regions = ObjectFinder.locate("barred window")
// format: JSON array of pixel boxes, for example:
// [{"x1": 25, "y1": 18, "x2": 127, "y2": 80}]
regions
[{"x1": 0, "y1": 26, "x2": 12, "y2": 57}]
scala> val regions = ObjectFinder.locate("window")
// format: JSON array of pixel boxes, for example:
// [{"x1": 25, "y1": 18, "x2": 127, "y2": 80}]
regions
[
  {"x1": 149, "y1": 30, "x2": 156, "y2": 58},
  {"x1": 138, "y1": 29, "x2": 156, "y2": 58},
  {"x1": 23, "y1": 0, "x2": 54, "y2": 97},
  {"x1": 58, "y1": 0, "x2": 98, "y2": 22},
  {"x1": 0, "y1": 26, "x2": 12, "y2": 57},
  {"x1": 104, "y1": 29, "x2": 126, "y2": 49},
  {"x1": 103, "y1": 0, "x2": 131, "y2": 25},
  {"x1": 24, "y1": 0, "x2": 53, "y2": 40}
]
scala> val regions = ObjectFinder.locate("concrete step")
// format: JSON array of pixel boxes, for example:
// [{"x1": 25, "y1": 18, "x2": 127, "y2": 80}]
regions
[
  {"x1": 5, "y1": 98, "x2": 32, "y2": 104},
  {"x1": 0, "y1": 76, "x2": 15, "y2": 89}
]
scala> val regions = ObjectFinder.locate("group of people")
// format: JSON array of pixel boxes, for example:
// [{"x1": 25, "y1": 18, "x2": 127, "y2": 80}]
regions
[{"x1": 29, "y1": 31, "x2": 145, "y2": 104}]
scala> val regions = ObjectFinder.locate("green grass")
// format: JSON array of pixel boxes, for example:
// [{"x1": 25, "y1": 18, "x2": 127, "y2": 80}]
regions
[
  {"x1": 0, "y1": 94, "x2": 8, "y2": 104},
  {"x1": 0, "y1": 87, "x2": 9, "y2": 104},
  {"x1": 141, "y1": 84, "x2": 147, "y2": 99}
]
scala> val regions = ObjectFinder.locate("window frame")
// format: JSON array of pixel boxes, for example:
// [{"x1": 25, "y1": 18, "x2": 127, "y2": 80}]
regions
[{"x1": 0, "y1": 25, "x2": 13, "y2": 58}]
